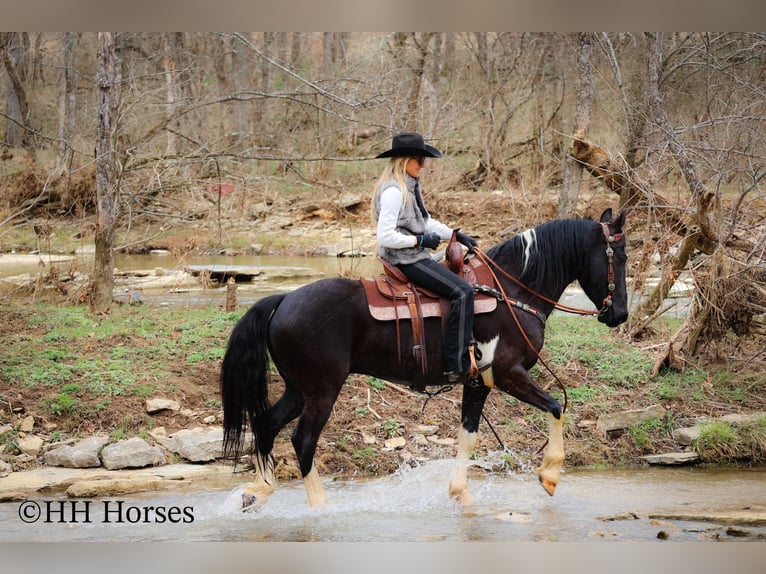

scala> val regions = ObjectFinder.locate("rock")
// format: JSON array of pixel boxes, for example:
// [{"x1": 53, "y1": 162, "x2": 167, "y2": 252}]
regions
[
  {"x1": 44, "y1": 436, "x2": 109, "y2": 468},
  {"x1": 0, "y1": 424, "x2": 13, "y2": 436},
  {"x1": 597, "y1": 405, "x2": 667, "y2": 436},
  {"x1": 100, "y1": 437, "x2": 166, "y2": 470},
  {"x1": 673, "y1": 426, "x2": 701, "y2": 446},
  {"x1": 640, "y1": 452, "x2": 700, "y2": 465},
  {"x1": 148, "y1": 427, "x2": 167, "y2": 439},
  {"x1": 415, "y1": 425, "x2": 439, "y2": 435},
  {"x1": 202, "y1": 415, "x2": 216, "y2": 424},
  {"x1": 66, "y1": 478, "x2": 168, "y2": 497},
  {"x1": 427, "y1": 436, "x2": 457, "y2": 446},
  {"x1": 19, "y1": 415, "x2": 35, "y2": 433},
  {"x1": 362, "y1": 433, "x2": 377, "y2": 445},
  {"x1": 413, "y1": 433, "x2": 430, "y2": 446},
  {"x1": 383, "y1": 437, "x2": 406, "y2": 450},
  {"x1": 0, "y1": 491, "x2": 27, "y2": 502},
  {"x1": 146, "y1": 398, "x2": 181, "y2": 414},
  {"x1": 720, "y1": 412, "x2": 766, "y2": 425},
  {"x1": 158, "y1": 428, "x2": 223, "y2": 462},
  {"x1": 17, "y1": 435, "x2": 44, "y2": 457}
]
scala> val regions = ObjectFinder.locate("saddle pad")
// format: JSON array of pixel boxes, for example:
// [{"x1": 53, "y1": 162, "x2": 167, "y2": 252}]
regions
[{"x1": 360, "y1": 276, "x2": 498, "y2": 321}]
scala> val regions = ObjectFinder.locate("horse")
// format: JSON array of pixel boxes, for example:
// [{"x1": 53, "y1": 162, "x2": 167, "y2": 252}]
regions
[{"x1": 220, "y1": 208, "x2": 628, "y2": 510}]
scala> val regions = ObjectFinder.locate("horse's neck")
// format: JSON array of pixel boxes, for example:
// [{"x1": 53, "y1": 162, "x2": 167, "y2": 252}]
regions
[{"x1": 498, "y1": 234, "x2": 582, "y2": 312}]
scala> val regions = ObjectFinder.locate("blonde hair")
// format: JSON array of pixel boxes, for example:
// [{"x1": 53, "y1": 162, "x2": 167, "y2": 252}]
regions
[{"x1": 370, "y1": 156, "x2": 416, "y2": 225}]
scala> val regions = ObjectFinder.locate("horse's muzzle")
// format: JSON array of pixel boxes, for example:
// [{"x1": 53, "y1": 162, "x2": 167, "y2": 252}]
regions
[{"x1": 599, "y1": 310, "x2": 628, "y2": 328}]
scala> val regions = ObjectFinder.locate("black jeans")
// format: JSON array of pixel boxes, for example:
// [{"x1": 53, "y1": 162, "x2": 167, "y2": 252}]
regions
[{"x1": 397, "y1": 258, "x2": 475, "y2": 373}]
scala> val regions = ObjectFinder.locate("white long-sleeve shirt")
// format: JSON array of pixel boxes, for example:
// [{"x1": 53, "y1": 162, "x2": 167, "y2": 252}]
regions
[{"x1": 376, "y1": 185, "x2": 453, "y2": 249}]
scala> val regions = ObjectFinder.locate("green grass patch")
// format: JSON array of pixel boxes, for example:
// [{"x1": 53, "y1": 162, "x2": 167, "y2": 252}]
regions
[
  {"x1": 538, "y1": 315, "x2": 651, "y2": 387},
  {"x1": 1, "y1": 303, "x2": 241, "y2": 420}
]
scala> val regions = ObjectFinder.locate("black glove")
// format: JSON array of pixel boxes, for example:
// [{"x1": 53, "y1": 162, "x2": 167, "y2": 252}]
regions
[
  {"x1": 416, "y1": 233, "x2": 441, "y2": 250},
  {"x1": 455, "y1": 230, "x2": 478, "y2": 253}
]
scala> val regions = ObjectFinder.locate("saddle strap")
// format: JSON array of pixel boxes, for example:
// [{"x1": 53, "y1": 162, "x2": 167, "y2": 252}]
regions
[
  {"x1": 381, "y1": 277, "x2": 403, "y2": 364},
  {"x1": 405, "y1": 288, "x2": 428, "y2": 376}
]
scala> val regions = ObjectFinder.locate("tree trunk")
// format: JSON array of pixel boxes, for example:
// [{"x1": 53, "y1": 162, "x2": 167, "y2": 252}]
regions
[
  {"x1": 91, "y1": 32, "x2": 118, "y2": 314},
  {"x1": 1, "y1": 32, "x2": 31, "y2": 148},
  {"x1": 162, "y1": 33, "x2": 182, "y2": 157},
  {"x1": 559, "y1": 32, "x2": 594, "y2": 218},
  {"x1": 55, "y1": 32, "x2": 77, "y2": 175}
]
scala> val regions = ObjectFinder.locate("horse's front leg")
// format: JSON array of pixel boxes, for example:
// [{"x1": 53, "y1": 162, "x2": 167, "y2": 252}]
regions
[
  {"x1": 449, "y1": 377, "x2": 491, "y2": 507},
  {"x1": 535, "y1": 412, "x2": 564, "y2": 496},
  {"x1": 494, "y1": 364, "x2": 564, "y2": 496}
]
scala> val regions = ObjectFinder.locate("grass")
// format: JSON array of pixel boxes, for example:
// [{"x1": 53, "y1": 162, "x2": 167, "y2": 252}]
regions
[
  {"x1": 538, "y1": 315, "x2": 652, "y2": 388},
  {"x1": 1, "y1": 302, "x2": 240, "y2": 431},
  {"x1": 693, "y1": 417, "x2": 766, "y2": 463}
]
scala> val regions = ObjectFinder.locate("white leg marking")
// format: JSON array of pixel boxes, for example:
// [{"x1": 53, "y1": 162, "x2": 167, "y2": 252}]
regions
[
  {"x1": 304, "y1": 462, "x2": 327, "y2": 507},
  {"x1": 450, "y1": 427, "x2": 478, "y2": 506},
  {"x1": 229, "y1": 452, "x2": 276, "y2": 512},
  {"x1": 535, "y1": 412, "x2": 565, "y2": 496}
]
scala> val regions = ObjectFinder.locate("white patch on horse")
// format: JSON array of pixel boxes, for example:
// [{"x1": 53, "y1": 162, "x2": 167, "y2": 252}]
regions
[
  {"x1": 520, "y1": 229, "x2": 537, "y2": 274},
  {"x1": 476, "y1": 335, "x2": 499, "y2": 370}
]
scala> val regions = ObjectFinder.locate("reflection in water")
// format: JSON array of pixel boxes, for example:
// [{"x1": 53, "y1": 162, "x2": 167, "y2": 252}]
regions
[{"x1": 1, "y1": 461, "x2": 764, "y2": 542}]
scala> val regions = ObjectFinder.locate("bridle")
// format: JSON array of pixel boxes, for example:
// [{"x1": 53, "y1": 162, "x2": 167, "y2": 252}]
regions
[{"x1": 473, "y1": 221, "x2": 624, "y2": 319}]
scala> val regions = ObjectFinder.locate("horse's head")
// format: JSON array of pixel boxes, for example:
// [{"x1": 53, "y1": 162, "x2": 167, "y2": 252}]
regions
[{"x1": 579, "y1": 208, "x2": 628, "y2": 328}]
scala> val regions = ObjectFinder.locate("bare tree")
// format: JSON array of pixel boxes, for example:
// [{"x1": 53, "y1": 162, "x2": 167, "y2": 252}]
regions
[
  {"x1": 55, "y1": 32, "x2": 78, "y2": 175},
  {"x1": 90, "y1": 32, "x2": 119, "y2": 313},
  {"x1": 1, "y1": 32, "x2": 31, "y2": 149},
  {"x1": 558, "y1": 32, "x2": 594, "y2": 218}
]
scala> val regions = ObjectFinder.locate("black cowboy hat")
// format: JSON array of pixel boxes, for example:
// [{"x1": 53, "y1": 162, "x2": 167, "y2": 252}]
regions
[{"x1": 375, "y1": 132, "x2": 443, "y2": 159}]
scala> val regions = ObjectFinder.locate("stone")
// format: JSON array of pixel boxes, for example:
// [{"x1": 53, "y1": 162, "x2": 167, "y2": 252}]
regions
[
  {"x1": 673, "y1": 426, "x2": 701, "y2": 446},
  {"x1": 19, "y1": 415, "x2": 35, "y2": 433},
  {"x1": 719, "y1": 412, "x2": 766, "y2": 425},
  {"x1": 44, "y1": 436, "x2": 110, "y2": 468},
  {"x1": 100, "y1": 437, "x2": 166, "y2": 470},
  {"x1": 17, "y1": 435, "x2": 44, "y2": 457},
  {"x1": 158, "y1": 428, "x2": 223, "y2": 462},
  {"x1": 383, "y1": 437, "x2": 406, "y2": 449},
  {"x1": 427, "y1": 436, "x2": 457, "y2": 446},
  {"x1": 362, "y1": 433, "x2": 377, "y2": 445},
  {"x1": 146, "y1": 398, "x2": 181, "y2": 414},
  {"x1": 66, "y1": 478, "x2": 168, "y2": 497},
  {"x1": 0, "y1": 491, "x2": 27, "y2": 502},
  {"x1": 640, "y1": 452, "x2": 700, "y2": 465},
  {"x1": 597, "y1": 405, "x2": 667, "y2": 436},
  {"x1": 415, "y1": 425, "x2": 439, "y2": 435}
]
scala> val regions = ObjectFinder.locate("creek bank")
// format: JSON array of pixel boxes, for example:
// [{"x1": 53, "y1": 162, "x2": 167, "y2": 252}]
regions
[{"x1": 3, "y1": 406, "x2": 765, "y2": 501}]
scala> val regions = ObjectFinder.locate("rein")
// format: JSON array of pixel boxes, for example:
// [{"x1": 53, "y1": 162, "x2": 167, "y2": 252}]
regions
[{"x1": 473, "y1": 222, "x2": 622, "y2": 318}]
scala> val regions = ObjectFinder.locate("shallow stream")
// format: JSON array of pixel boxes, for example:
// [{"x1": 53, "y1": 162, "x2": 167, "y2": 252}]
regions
[{"x1": 1, "y1": 462, "x2": 763, "y2": 542}]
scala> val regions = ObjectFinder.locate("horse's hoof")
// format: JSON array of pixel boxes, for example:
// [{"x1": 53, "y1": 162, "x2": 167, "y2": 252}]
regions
[
  {"x1": 537, "y1": 474, "x2": 557, "y2": 497},
  {"x1": 223, "y1": 486, "x2": 270, "y2": 513}
]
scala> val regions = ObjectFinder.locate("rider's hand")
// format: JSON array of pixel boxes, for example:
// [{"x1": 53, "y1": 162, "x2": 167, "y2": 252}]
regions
[
  {"x1": 416, "y1": 233, "x2": 441, "y2": 250},
  {"x1": 455, "y1": 230, "x2": 478, "y2": 253}
]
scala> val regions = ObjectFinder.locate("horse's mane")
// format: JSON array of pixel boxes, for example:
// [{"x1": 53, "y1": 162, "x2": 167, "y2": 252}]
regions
[{"x1": 485, "y1": 218, "x2": 596, "y2": 293}]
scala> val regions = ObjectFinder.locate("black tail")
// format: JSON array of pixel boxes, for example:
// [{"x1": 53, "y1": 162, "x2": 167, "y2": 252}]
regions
[{"x1": 221, "y1": 293, "x2": 286, "y2": 463}]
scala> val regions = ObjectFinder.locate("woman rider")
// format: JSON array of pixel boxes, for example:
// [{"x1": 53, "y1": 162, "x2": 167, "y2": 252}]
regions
[{"x1": 372, "y1": 132, "x2": 478, "y2": 383}]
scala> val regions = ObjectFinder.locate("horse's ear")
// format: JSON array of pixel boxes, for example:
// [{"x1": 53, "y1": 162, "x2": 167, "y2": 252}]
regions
[
  {"x1": 599, "y1": 208, "x2": 614, "y2": 223},
  {"x1": 612, "y1": 209, "x2": 627, "y2": 231}
]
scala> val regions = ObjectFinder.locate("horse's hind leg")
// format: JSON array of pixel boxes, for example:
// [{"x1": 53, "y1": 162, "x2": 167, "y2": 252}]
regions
[
  {"x1": 450, "y1": 378, "x2": 491, "y2": 507},
  {"x1": 237, "y1": 384, "x2": 304, "y2": 511},
  {"x1": 291, "y1": 393, "x2": 341, "y2": 507}
]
